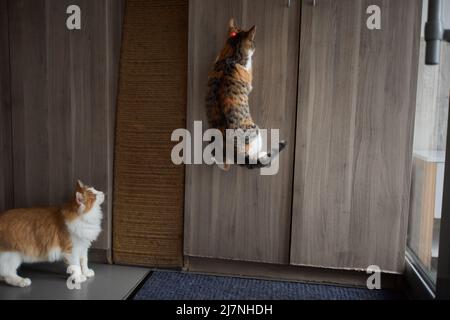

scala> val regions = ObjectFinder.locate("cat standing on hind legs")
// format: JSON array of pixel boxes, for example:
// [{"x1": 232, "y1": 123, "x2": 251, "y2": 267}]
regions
[
  {"x1": 0, "y1": 180, "x2": 104, "y2": 287},
  {"x1": 205, "y1": 18, "x2": 287, "y2": 171}
]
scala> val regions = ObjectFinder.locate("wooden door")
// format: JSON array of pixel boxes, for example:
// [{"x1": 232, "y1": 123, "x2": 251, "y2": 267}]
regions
[
  {"x1": 7, "y1": 0, "x2": 123, "y2": 253},
  {"x1": 184, "y1": 0, "x2": 301, "y2": 264},
  {"x1": 0, "y1": 0, "x2": 13, "y2": 213},
  {"x1": 290, "y1": 0, "x2": 422, "y2": 273}
]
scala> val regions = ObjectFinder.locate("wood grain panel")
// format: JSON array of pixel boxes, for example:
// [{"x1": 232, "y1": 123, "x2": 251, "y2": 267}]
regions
[
  {"x1": 112, "y1": 0, "x2": 188, "y2": 267},
  {"x1": 184, "y1": 0, "x2": 301, "y2": 264},
  {"x1": 291, "y1": 0, "x2": 422, "y2": 273},
  {"x1": 0, "y1": 0, "x2": 13, "y2": 213},
  {"x1": 8, "y1": 0, "x2": 123, "y2": 252}
]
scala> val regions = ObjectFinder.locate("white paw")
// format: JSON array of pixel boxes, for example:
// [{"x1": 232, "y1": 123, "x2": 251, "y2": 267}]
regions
[
  {"x1": 18, "y1": 278, "x2": 32, "y2": 287},
  {"x1": 82, "y1": 268, "x2": 95, "y2": 278},
  {"x1": 5, "y1": 277, "x2": 31, "y2": 288},
  {"x1": 68, "y1": 273, "x2": 87, "y2": 284},
  {"x1": 66, "y1": 265, "x2": 86, "y2": 283},
  {"x1": 66, "y1": 265, "x2": 81, "y2": 275}
]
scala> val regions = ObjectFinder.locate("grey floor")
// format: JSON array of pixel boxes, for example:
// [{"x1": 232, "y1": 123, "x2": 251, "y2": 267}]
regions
[{"x1": 0, "y1": 263, "x2": 149, "y2": 300}]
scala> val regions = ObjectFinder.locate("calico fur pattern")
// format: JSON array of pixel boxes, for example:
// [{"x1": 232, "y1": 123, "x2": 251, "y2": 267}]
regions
[
  {"x1": 206, "y1": 21, "x2": 258, "y2": 141},
  {"x1": 205, "y1": 19, "x2": 286, "y2": 170}
]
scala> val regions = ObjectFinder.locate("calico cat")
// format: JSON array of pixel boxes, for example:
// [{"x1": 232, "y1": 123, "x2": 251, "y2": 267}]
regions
[
  {"x1": 206, "y1": 18, "x2": 287, "y2": 171},
  {"x1": 0, "y1": 180, "x2": 104, "y2": 287}
]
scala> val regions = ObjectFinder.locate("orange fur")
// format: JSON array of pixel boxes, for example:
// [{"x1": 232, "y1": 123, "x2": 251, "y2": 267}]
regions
[
  {"x1": 233, "y1": 64, "x2": 252, "y2": 83},
  {"x1": 0, "y1": 208, "x2": 72, "y2": 258},
  {"x1": 0, "y1": 182, "x2": 98, "y2": 260}
]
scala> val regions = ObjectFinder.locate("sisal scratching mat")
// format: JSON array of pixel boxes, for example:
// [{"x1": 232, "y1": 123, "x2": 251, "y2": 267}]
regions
[{"x1": 113, "y1": 0, "x2": 188, "y2": 267}]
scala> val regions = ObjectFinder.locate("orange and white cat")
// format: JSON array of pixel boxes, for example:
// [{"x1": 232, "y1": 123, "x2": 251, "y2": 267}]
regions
[{"x1": 0, "y1": 180, "x2": 104, "y2": 287}]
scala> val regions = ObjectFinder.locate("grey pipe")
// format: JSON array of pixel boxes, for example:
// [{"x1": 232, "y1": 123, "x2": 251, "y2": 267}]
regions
[{"x1": 425, "y1": 0, "x2": 450, "y2": 65}]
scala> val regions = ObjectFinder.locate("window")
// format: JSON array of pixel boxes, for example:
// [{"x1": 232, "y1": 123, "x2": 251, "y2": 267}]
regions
[{"x1": 407, "y1": 0, "x2": 450, "y2": 287}]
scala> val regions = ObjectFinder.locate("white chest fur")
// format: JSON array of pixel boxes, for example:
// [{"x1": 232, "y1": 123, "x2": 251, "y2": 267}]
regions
[
  {"x1": 66, "y1": 205, "x2": 103, "y2": 247},
  {"x1": 245, "y1": 56, "x2": 253, "y2": 71},
  {"x1": 245, "y1": 49, "x2": 254, "y2": 71}
]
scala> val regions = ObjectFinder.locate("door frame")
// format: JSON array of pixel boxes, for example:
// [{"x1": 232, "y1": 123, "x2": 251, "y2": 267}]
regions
[{"x1": 406, "y1": 89, "x2": 450, "y2": 300}]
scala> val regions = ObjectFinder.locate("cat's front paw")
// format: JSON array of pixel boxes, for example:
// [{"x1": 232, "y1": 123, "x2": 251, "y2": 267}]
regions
[
  {"x1": 68, "y1": 273, "x2": 87, "y2": 284},
  {"x1": 82, "y1": 268, "x2": 95, "y2": 278},
  {"x1": 66, "y1": 265, "x2": 87, "y2": 283},
  {"x1": 66, "y1": 265, "x2": 81, "y2": 275}
]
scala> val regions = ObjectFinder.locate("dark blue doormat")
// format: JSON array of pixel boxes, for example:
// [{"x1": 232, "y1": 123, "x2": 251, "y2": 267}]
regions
[{"x1": 133, "y1": 271, "x2": 406, "y2": 300}]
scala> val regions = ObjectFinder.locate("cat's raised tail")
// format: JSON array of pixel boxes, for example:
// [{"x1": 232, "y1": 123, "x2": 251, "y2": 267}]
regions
[{"x1": 243, "y1": 140, "x2": 287, "y2": 170}]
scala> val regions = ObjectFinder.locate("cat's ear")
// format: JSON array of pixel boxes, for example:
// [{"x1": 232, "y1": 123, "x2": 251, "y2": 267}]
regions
[
  {"x1": 76, "y1": 192, "x2": 85, "y2": 205},
  {"x1": 77, "y1": 180, "x2": 85, "y2": 189},
  {"x1": 228, "y1": 18, "x2": 236, "y2": 30},
  {"x1": 247, "y1": 25, "x2": 256, "y2": 41}
]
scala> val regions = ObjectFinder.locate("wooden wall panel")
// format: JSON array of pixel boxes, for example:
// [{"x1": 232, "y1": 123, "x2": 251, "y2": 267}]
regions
[
  {"x1": 112, "y1": 0, "x2": 188, "y2": 267},
  {"x1": 184, "y1": 0, "x2": 301, "y2": 264},
  {"x1": 8, "y1": 0, "x2": 123, "y2": 252},
  {"x1": 291, "y1": 0, "x2": 422, "y2": 273},
  {"x1": 0, "y1": 0, "x2": 13, "y2": 213}
]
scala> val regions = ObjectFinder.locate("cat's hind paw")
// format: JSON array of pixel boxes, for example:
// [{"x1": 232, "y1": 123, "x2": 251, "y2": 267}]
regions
[
  {"x1": 5, "y1": 276, "x2": 31, "y2": 288},
  {"x1": 217, "y1": 163, "x2": 231, "y2": 171},
  {"x1": 212, "y1": 158, "x2": 231, "y2": 171},
  {"x1": 20, "y1": 278, "x2": 32, "y2": 287}
]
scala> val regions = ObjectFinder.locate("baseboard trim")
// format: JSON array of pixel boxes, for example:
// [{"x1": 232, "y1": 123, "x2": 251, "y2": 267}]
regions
[{"x1": 184, "y1": 256, "x2": 403, "y2": 289}]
